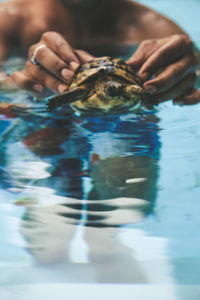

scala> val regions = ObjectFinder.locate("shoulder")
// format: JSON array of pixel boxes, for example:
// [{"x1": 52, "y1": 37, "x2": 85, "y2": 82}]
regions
[
  {"x1": 123, "y1": 0, "x2": 186, "y2": 38},
  {"x1": 141, "y1": 10, "x2": 185, "y2": 37}
]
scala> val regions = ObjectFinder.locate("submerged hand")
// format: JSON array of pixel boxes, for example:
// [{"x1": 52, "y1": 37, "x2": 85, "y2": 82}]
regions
[
  {"x1": 173, "y1": 88, "x2": 200, "y2": 105},
  {"x1": 127, "y1": 34, "x2": 199, "y2": 103},
  {"x1": 11, "y1": 31, "x2": 94, "y2": 94}
]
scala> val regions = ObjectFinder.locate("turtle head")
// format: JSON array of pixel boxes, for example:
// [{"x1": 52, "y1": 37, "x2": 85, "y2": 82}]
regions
[{"x1": 104, "y1": 81, "x2": 124, "y2": 98}]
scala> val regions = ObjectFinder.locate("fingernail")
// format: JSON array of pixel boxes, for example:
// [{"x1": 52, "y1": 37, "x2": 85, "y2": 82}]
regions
[
  {"x1": 144, "y1": 85, "x2": 156, "y2": 94},
  {"x1": 58, "y1": 84, "x2": 68, "y2": 93},
  {"x1": 61, "y1": 68, "x2": 73, "y2": 81},
  {"x1": 139, "y1": 72, "x2": 149, "y2": 81},
  {"x1": 126, "y1": 59, "x2": 138, "y2": 66},
  {"x1": 69, "y1": 61, "x2": 79, "y2": 71},
  {"x1": 33, "y1": 84, "x2": 43, "y2": 92}
]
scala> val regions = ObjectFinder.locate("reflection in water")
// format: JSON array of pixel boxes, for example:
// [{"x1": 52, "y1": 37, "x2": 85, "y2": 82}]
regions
[
  {"x1": 20, "y1": 201, "x2": 154, "y2": 283},
  {"x1": 2, "y1": 109, "x2": 161, "y2": 272},
  {"x1": 11, "y1": 111, "x2": 160, "y2": 224}
]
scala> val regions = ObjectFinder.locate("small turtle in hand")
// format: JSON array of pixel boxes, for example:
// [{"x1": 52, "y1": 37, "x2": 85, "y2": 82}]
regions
[{"x1": 48, "y1": 56, "x2": 150, "y2": 114}]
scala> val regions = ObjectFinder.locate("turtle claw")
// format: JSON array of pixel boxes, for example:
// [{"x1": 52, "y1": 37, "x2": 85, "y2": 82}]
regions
[{"x1": 47, "y1": 99, "x2": 56, "y2": 112}]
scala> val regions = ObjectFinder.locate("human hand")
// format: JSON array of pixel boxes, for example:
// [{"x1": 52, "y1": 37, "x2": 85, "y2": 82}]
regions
[
  {"x1": 11, "y1": 31, "x2": 94, "y2": 95},
  {"x1": 127, "y1": 35, "x2": 199, "y2": 104}
]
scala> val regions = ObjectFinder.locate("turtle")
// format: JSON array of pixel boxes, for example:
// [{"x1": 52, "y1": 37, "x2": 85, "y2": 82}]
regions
[{"x1": 47, "y1": 56, "x2": 150, "y2": 114}]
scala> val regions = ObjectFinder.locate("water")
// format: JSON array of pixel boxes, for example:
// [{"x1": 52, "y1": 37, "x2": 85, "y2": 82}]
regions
[{"x1": 0, "y1": 1, "x2": 200, "y2": 300}]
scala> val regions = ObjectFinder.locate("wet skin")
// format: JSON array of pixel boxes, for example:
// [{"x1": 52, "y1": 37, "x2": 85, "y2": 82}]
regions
[{"x1": 0, "y1": 0, "x2": 199, "y2": 105}]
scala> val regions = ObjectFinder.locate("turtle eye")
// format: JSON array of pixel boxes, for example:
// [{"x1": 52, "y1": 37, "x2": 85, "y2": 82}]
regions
[{"x1": 104, "y1": 81, "x2": 123, "y2": 97}]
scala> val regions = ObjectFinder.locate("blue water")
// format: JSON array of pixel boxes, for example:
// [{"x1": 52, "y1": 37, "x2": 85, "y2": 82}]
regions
[{"x1": 0, "y1": 1, "x2": 200, "y2": 300}]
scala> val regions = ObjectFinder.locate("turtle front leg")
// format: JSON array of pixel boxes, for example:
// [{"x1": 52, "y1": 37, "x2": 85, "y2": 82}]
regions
[
  {"x1": 47, "y1": 87, "x2": 88, "y2": 111},
  {"x1": 124, "y1": 84, "x2": 149, "y2": 101},
  {"x1": 125, "y1": 85, "x2": 144, "y2": 96}
]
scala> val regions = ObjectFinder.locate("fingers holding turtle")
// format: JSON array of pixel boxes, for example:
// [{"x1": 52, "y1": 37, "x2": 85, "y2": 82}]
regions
[
  {"x1": 127, "y1": 34, "x2": 199, "y2": 102},
  {"x1": 12, "y1": 31, "x2": 94, "y2": 94}
]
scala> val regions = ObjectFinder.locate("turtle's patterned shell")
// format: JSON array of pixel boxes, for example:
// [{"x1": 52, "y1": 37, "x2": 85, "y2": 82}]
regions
[{"x1": 70, "y1": 56, "x2": 142, "y2": 89}]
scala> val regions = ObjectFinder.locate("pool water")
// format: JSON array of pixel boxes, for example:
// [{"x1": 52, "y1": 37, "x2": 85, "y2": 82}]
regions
[{"x1": 0, "y1": 1, "x2": 200, "y2": 300}]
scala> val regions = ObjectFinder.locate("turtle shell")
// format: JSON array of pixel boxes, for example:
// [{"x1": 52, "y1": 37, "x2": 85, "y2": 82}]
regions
[{"x1": 70, "y1": 56, "x2": 143, "y2": 89}]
